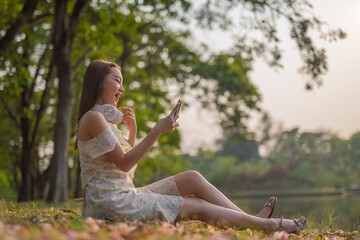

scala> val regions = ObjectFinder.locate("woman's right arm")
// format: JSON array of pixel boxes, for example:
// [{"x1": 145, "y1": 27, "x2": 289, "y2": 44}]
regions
[
  {"x1": 107, "y1": 111, "x2": 179, "y2": 172},
  {"x1": 79, "y1": 109, "x2": 179, "y2": 172}
]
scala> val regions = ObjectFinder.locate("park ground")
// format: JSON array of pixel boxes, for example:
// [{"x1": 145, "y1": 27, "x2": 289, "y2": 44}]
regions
[{"x1": 0, "y1": 200, "x2": 359, "y2": 240}]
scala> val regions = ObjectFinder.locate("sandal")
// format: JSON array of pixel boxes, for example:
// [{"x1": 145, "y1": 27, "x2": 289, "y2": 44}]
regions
[
  {"x1": 278, "y1": 217, "x2": 307, "y2": 233},
  {"x1": 257, "y1": 196, "x2": 277, "y2": 218}
]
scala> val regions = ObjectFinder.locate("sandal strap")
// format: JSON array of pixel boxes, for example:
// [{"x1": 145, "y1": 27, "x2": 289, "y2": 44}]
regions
[
  {"x1": 279, "y1": 218, "x2": 284, "y2": 229},
  {"x1": 263, "y1": 196, "x2": 277, "y2": 208},
  {"x1": 277, "y1": 218, "x2": 307, "y2": 233},
  {"x1": 256, "y1": 196, "x2": 277, "y2": 218},
  {"x1": 293, "y1": 218, "x2": 307, "y2": 229},
  {"x1": 264, "y1": 202, "x2": 275, "y2": 208}
]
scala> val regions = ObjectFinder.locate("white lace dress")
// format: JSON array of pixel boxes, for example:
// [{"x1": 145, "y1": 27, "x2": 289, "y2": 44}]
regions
[{"x1": 77, "y1": 123, "x2": 184, "y2": 223}]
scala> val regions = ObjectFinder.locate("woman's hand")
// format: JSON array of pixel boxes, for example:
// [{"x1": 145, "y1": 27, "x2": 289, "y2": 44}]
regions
[
  {"x1": 119, "y1": 107, "x2": 137, "y2": 132},
  {"x1": 153, "y1": 107, "x2": 180, "y2": 134}
]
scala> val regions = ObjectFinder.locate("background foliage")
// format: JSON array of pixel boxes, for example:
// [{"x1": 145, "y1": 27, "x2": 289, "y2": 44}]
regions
[
  {"x1": 0, "y1": 0, "x2": 348, "y2": 201},
  {"x1": 185, "y1": 126, "x2": 360, "y2": 193}
]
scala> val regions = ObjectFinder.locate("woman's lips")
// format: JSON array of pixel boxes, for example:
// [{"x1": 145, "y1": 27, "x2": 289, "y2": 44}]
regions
[{"x1": 115, "y1": 93, "x2": 121, "y2": 102}]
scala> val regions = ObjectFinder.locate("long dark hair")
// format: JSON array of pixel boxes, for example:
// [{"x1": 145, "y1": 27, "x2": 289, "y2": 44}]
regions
[{"x1": 77, "y1": 59, "x2": 120, "y2": 124}]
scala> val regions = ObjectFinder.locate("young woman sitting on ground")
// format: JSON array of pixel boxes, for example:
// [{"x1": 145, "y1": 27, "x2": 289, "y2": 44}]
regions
[{"x1": 76, "y1": 59, "x2": 307, "y2": 233}]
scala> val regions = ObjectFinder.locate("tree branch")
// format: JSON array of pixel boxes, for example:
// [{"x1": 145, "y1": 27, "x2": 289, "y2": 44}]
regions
[
  {"x1": 73, "y1": 47, "x2": 93, "y2": 70},
  {"x1": 28, "y1": 13, "x2": 53, "y2": 26},
  {"x1": 29, "y1": 44, "x2": 50, "y2": 102},
  {"x1": 68, "y1": 0, "x2": 89, "y2": 43},
  {"x1": 0, "y1": 97, "x2": 21, "y2": 128},
  {"x1": 0, "y1": 0, "x2": 38, "y2": 57},
  {"x1": 30, "y1": 61, "x2": 54, "y2": 150}
]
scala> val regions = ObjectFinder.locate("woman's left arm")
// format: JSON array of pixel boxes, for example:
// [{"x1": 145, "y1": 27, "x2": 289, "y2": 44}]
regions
[
  {"x1": 120, "y1": 107, "x2": 137, "y2": 147},
  {"x1": 128, "y1": 126, "x2": 137, "y2": 147}
]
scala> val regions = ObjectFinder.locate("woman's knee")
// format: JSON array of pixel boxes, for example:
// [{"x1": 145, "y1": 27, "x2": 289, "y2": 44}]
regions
[
  {"x1": 174, "y1": 170, "x2": 207, "y2": 196},
  {"x1": 185, "y1": 170, "x2": 206, "y2": 183}
]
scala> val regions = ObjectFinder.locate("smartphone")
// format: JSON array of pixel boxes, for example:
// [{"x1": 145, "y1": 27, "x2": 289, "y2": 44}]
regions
[{"x1": 173, "y1": 100, "x2": 182, "y2": 117}]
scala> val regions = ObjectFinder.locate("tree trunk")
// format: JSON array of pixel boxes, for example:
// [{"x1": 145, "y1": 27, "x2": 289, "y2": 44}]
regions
[
  {"x1": 47, "y1": 61, "x2": 73, "y2": 201},
  {"x1": 17, "y1": 45, "x2": 36, "y2": 202},
  {"x1": 18, "y1": 140, "x2": 34, "y2": 201},
  {"x1": 74, "y1": 158, "x2": 82, "y2": 198},
  {"x1": 17, "y1": 95, "x2": 39, "y2": 202},
  {"x1": 47, "y1": 0, "x2": 88, "y2": 202}
]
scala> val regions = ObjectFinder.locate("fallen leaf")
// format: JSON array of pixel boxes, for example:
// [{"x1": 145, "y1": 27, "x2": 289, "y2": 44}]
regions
[
  {"x1": 109, "y1": 222, "x2": 136, "y2": 237},
  {"x1": 273, "y1": 230, "x2": 289, "y2": 240}
]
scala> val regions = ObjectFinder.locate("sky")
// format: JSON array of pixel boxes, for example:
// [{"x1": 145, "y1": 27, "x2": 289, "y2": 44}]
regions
[{"x1": 178, "y1": 0, "x2": 360, "y2": 154}]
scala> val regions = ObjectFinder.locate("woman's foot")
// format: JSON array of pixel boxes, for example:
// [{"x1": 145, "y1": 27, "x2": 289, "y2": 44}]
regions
[
  {"x1": 275, "y1": 217, "x2": 307, "y2": 233},
  {"x1": 257, "y1": 196, "x2": 277, "y2": 218}
]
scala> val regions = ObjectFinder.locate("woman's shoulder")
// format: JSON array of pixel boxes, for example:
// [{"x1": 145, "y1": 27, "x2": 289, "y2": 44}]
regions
[
  {"x1": 80, "y1": 110, "x2": 104, "y2": 122},
  {"x1": 78, "y1": 110, "x2": 109, "y2": 141}
]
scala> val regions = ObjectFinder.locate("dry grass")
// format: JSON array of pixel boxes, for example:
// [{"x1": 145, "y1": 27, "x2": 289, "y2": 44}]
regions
[{"x1": 0, "y1": 200, "x2": 359, "y2": 240}]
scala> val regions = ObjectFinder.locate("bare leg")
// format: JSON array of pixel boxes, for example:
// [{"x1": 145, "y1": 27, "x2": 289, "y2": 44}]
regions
[
  {"x1": 176, "y1": 197, "x2": 304, "y2": 233},
  {"x1": 174, "y1": 170, "x2": 245, "y2": 213}
]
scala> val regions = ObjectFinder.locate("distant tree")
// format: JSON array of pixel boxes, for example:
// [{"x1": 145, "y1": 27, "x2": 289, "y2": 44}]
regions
[
  {"x1": 186, "y1": 128, "x2": 360, "y2": 191},
  {"x1": 349, "y1": 132, "x2": 360, "y2": 188},
  {"x1": 267, "y1": 128, "x2": 360, "y2": 188},
  {"x1": 217, "y1": 135, "x2": 260, "y2": 163}
]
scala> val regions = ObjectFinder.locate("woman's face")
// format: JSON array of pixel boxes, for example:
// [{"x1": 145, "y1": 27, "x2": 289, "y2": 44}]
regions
[{"x1": 98, "y1": 67, "x2": 124, "y2": 106}]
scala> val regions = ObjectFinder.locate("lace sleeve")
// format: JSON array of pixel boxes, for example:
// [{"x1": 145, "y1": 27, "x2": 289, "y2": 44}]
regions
[{"x1": 78, "y1": 125, "x2": 118, "y2": 159}]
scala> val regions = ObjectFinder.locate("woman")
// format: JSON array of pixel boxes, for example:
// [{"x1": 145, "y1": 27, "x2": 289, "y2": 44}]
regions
[{"x1": 76, "y1": 59, "x2": 307, "y2": 233}]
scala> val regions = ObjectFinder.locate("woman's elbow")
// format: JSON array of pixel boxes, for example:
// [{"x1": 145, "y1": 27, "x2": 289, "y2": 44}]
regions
[
  {"x1": 114, "y1": 158, "x2": 132, "y2": 173},
  {"x1": 117, "y1": 165, "x2": 131, "y2": 173}
]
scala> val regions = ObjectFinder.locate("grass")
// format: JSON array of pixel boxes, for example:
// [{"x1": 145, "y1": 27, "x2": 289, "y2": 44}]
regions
[{"x1": 0, "y1": 200, "x2": 359, "y2": 240}]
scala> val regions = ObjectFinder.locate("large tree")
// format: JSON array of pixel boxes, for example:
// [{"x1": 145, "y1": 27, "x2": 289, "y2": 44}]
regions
[
  {"x1": 0, "y1": 0, "x2": 345, "y2": 201},
  {"x1": 0, "y1": 0, "x2": 55, "y2": 201},
  {"x1": 46, "y1": 0, "x2": 89, "y2": 202}
]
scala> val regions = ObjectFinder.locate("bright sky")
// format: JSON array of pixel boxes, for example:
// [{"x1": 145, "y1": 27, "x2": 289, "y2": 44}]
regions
[{"x1": 179, "y1": 0, "x2": 360, "y2": 154}]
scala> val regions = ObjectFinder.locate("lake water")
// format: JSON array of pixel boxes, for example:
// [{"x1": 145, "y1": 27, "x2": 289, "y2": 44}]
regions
[{"x1": 232, "y1": 194, "x2": 360, "y2": 231}]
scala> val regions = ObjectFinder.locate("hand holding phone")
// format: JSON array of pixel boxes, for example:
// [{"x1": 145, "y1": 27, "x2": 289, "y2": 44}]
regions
[{"x1": 172, "y1": 100, "x2": 182, "y2": 118}]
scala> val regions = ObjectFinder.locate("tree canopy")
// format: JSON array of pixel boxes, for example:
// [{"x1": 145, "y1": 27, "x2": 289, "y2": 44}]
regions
[{"x1": 0, "y1": 0, "x2": 345, "y2": 201}]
